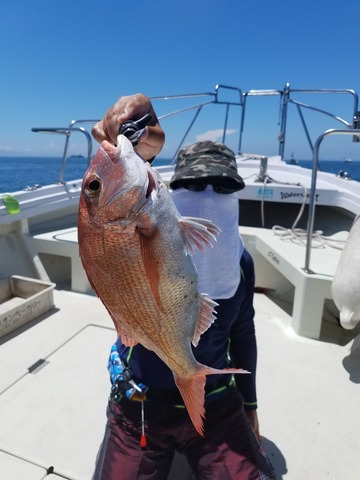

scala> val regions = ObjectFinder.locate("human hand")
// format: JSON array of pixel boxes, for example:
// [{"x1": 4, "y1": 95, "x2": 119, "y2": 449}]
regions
[
  {"x1": 245, "y1": 409, "x2": 264, "y2": 443},
  {"x1": 92, "y1": 93, "x2": 165, "y2": 161}
]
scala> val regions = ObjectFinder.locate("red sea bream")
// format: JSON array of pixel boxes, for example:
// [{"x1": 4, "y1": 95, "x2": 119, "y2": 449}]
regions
[{"x1": 78, "y1": 135, "x2": 247, "y2": 435}]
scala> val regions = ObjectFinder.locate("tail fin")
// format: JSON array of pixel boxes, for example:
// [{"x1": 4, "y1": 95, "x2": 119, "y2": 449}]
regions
[
  {"x1": 175, "y1": 365, "x2": 249, "y2": 436},
  {"x1": 340, "y1": 307, "x2": 358, "y2": 330}
]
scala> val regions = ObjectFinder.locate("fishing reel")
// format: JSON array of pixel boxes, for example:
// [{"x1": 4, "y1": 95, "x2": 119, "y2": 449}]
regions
[
  {"x1": 119, "y1": 113, "x2": 153, "y2": 146},
  {"x1": 111, "y1": 371, "x2": 148, "y2": 402},
  {"x1": 109, "y1": 344, "x2": 148, "y2": 402}
]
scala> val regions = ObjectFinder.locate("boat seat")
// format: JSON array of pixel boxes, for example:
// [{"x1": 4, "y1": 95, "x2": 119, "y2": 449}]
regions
[
  {"x1": 31, "y1": 227, "x2": 91, "y2": 294},
  {"x1": 240, "y1": 226, "x2": 343, "y2": 339}
]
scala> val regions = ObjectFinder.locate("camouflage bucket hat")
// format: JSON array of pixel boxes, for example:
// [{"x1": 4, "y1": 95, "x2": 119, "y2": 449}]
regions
[{"x1": 169, "y1": 141, "x2": 245, "y2": 192}]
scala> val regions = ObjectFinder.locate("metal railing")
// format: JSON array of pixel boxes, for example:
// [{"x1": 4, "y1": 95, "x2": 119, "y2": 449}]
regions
[
  {"x1": 32, "y1": 84, "x2": 360, "y2": 182},
  {"x1": 304, "y1": 127, "x2": 360, "y2": 273},
  {"x1": 32, "y1": 121, "x2": 98, "y2": 184},
  {"x1": 151, "y1": 84, "x2": 360, "y2": 160},
  {"x1": 278, "y1": 86, "x2": 359, "y2": 158},
  {"x1": 152, "y1": 85, "x2": 244, "y2": 160}
]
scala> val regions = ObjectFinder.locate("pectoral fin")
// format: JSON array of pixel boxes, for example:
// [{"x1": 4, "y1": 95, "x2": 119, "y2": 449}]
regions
[
  {"x1": 178, "y1": 216, "x2": 221, "y2": 255},
  {"x1": 139, "y1": 233, "x2": 165, "y2": 313}
]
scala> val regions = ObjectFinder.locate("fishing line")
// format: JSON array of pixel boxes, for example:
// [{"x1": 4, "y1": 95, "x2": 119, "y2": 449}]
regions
[{"x1": 140, "y1": 400, "x2": 147, "y2": 448}]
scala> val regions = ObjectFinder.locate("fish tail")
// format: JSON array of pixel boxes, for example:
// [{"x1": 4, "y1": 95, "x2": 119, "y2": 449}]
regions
[{"x1": 175, "y1": 364, "x2": 249, "y2": 436}]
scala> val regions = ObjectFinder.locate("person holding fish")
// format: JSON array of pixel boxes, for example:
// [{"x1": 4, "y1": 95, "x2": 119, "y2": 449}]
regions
[{"x1": 85, "y1": 94, "x2": 275, "y2": 479}]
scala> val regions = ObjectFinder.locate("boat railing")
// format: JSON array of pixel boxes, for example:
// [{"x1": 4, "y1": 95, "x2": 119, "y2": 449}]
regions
[
  {"x1": 279, "y1": 86, "x2": 359, "y2": 158},
  {"x1": 305, "y1": 127, "x2": 360, "y2": 273},
  {"x1": 151, "y1": 84, "x2": 244, "y2": 160},
  {"x1": 32, "y1": 120, "x2": 98, "y2": 184},
  {"x1": 151, "y1": 84, "x2": 360, "y2": 162},
  {"x1": 31, "y1": 84, "x2": 360, "y2": 184}
]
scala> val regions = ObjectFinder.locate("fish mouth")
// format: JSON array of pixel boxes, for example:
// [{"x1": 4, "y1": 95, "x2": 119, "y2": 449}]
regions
[
  {"x1": 129, "y1": 167, "x2": 157, "y2": 217},
  {"x1": 99, "y1": 136, "x2": 158, "y2": 220},
  {"x1": 145, "y1": 168, "x2": 157, "y2": 199}
]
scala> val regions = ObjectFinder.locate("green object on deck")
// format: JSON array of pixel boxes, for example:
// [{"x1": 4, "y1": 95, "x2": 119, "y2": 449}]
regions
[{"x1": 2, "y1": 195, "x2": 21, "y2": 214}]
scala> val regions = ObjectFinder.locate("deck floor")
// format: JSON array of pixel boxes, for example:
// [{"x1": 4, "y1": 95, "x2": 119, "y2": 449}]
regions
[{"x1": 0, "y1": 289, "x2": 359, "y2": 479}]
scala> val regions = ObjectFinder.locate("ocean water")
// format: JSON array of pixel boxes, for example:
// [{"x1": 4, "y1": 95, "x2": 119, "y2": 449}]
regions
[
  {"x1": 0, "y1": 156, "x2": 360, "y2": 194},
  {"x1": 0, "y1": 156, "x2": 175, "y2": 194}
]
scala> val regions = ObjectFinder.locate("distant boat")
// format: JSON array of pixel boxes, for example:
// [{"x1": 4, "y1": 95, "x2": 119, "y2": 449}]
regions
[
  {"x1": 68, "y1": 154, "x2": 85, "y2": 159},
  {"x1": 288, "y1": 152, "x2": 299, "y2": 164},
  {"x1": 344, "y1": 157, "x2": 352, "y2": 163}
]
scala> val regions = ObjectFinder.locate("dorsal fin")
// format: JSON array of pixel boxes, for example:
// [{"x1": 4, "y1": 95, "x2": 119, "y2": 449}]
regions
[{"x1": 178, "y1": 216, "x2": 221, "y2": 255}]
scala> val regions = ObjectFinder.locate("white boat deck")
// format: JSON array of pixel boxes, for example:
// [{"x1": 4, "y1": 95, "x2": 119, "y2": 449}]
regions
[
  {"x1": 241, "y1": 226, "x2": 347, "y2": 339},
  {"x1": 0, "y1": 288, "x2": 359, "y2": 479}
]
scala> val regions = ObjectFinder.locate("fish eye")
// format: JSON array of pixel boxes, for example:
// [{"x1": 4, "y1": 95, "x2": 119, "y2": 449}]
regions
[{"x1": 84, "y1": 175, "x2": 102, "y2": 197}]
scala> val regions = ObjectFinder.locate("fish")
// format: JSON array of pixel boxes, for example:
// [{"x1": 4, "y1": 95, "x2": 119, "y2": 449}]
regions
[
  {"x1": 331, "y1": 217, "x2": 360, "y2": 330},
  {"x1": 78, "y1": 134, "x2": 248, "y2": 435}
]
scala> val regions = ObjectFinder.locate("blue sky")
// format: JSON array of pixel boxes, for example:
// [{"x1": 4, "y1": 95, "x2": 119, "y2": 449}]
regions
[{"x1": 1, "y1": 0, "x2": 360, "y2": 160}]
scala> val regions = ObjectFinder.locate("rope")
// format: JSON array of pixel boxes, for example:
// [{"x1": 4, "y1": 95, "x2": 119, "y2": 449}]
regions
[{"x1": 259, "y1": 175, "x2": 347, "y2": 250}]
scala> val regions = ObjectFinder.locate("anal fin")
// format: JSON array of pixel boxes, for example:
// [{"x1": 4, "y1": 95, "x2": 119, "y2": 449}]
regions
[
  {"x1": 107, "y1": 307, "x2": 139, "y2": 347},
  {"x1": 114, "y1": 322, "x2": 139, "y2": 347}
]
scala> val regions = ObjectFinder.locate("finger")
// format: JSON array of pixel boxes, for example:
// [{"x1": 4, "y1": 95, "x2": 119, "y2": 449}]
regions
[
  {"x1": 91, "y1": 94, "x2": 165, "y2": 159},
  {"x1": 136, "y1": 124, "x2": 165, "y2": 159},
  {"x1": 95, "y1": 95, "x2": 148, "y2": 145},
  {"x1": 92, "y1": 120, "x2": 109, "y2": 144}
]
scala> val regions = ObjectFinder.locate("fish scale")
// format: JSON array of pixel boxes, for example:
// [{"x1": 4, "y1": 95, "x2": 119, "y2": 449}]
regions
[
  {"x1": 102, "y1": 226, "x2": 191, "y2": 353},
  {"x1": 103, "y1": 234, "x2": 164, "y2": 338}
]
